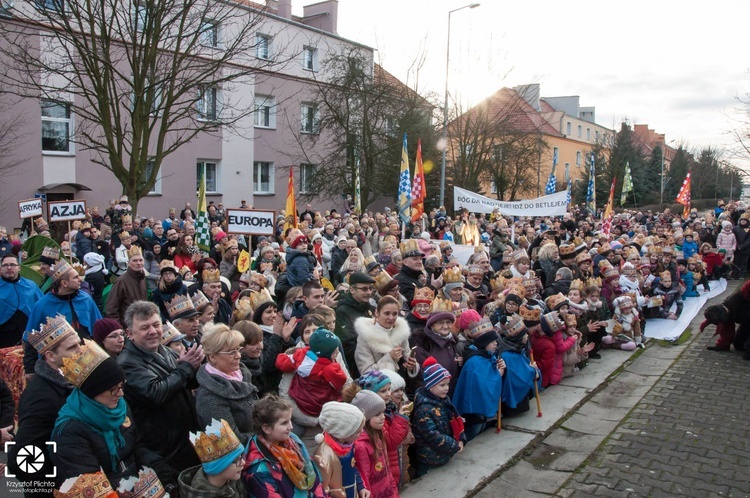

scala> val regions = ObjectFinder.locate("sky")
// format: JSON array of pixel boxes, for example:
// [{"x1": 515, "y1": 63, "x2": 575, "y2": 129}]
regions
[{"x1": 318, "y1": 0, "x2": 750, "y2": 167}]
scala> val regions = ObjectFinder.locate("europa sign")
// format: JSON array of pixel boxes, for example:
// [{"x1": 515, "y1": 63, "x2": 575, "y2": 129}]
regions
[
  {"x1": 18, "y1": 199, "x2": 43, "y2": 219},
  {"x1": 48, "y1": 200, "x2": 87, "y2": 222},
  {"x1": 225, "y1": 209, "x2": 275, "y2": 236}
]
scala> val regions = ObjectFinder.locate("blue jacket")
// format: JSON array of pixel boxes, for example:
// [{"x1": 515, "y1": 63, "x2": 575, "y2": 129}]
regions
[
  {"x1": 286, "y1": 249, "x2": 316, "y2": 287},
  {"x1": 682, "y1": 240, "x2": 698, "y2": 259},
  {"x1": 452, "y1": 346, "x2": 502, "y2": 418},
  {"x1": 75, "y1": 232, "x2": 95, "y2": 261},
  {"x1": 412, "y1": 387, "x2": 465, "y2": 467}
]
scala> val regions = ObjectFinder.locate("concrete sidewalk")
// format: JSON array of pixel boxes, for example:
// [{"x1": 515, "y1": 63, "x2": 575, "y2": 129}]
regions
[{"x1": 401, "y1": 282, "x2": 737, "y2": 498}]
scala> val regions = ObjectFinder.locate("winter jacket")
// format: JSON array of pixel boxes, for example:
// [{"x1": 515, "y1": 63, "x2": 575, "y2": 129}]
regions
[
  {"x1": 242, "y1": 433, "x2": 326, "y2": 498},
  {"x1": 702, "y1": 251, "x2": 725, "y2": 276},
  {"x1": 153, "y1": 277, "x2": 189, "y2": 322},
  {"x1": 195, "y1": 364, "x2": 259, "y2": 445},
  {"x1": 411, "y1": 387, "x2": 466, "y2": 467},
  {"x1": 51, "y1": 405, "x2": 176, "y2": 490},
  {"x1": 178, "y1": 465, "x2": 247, "y2": 498},
  {"x1": 286, "y1": 248, "x2": 317, "y2": 287},
  {"x1": 354, "y1": 316, "x2": 419, "y2": 379},
  {"x1": 259, "y1": 327, "x2": 296, "y2": 395},
  {"x1": 330, "y1": 247, "x2": 348, "y2": 285},
  {"x1": 354, "y1": 430, "x2": 398, "y2": 498},
  {"x1": 275, "y1": 347, "x2": 346, "y2": 417},
  {"x1": 220, "y1": 258, "x2": 241, "y2": 293},
  {"x1": 174, "y1": 253, "x2": 197, "y2": 274},
  {"x1": 313, "y1": 438, "x2": 365, "y2": 498},
  {"x1": 682, "y1": 240, "x2": 699, "y2": 259},
  {"x1": 394, "y1": 265, "x2": 426, "y2": 305},
  {"x1": 651, "y1": 282, "x2": 684, "y2": 318},
  {"x1": 717, "y1": 230, "x2": 737, "y2": 260},
  {"x1": 530, "y1": 331, "x2": 556, "y2": 388},
  {"x1": 117, "y1": 340, "x2": 201, "y2": 472},
  {"x1": 114, "y1": 244, "x2": 130, "y2": 276},
  {"x1": 334, "y1": 294, "x2": 375, "y2": 378},
  {"x1": 412, "y1": 327, "x2": 460, "y2": 395},
  {"x1": 75, "y1": 231, "x2": 95, "y2": 261},
  {"x1": 105, "y1": 268, "x2": 147, "y2": 324},
  {"x1": 382, "y1": 410, "x2": 410, "y2": 487},
  {"x1": 734, "y1": 225, "x2": 750, "y2": 254}
]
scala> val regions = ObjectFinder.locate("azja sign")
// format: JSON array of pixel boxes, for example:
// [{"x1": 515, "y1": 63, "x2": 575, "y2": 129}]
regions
[
  {"x1": 225, "y1": 209, "x2": 275, "y2": 236},
  {"x1": 48, "y1": 200, "x2": 87, "y2": 222}
]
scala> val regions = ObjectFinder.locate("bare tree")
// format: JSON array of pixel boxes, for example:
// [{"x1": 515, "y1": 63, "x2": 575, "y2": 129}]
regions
[{"x1": 0, "y1": 0, "x2": 287, "y2": 210}]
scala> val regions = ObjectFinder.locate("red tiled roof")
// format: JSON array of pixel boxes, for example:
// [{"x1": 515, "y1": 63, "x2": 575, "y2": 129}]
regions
[
  {"x1": 539, "y1": 99, "x2": 556, "y2": 113},
  {"x1": 375, "y1": 64, "x2": 432, "y2": 108}
]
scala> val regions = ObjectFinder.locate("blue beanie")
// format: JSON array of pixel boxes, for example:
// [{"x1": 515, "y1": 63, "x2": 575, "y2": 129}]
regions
[{"x1": 356, "y1": 370, "x2": 391, "y2": 393}]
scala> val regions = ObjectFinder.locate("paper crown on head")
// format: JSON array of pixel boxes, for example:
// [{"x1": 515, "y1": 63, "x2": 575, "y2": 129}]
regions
[
  {"x1": 249, "y1": 288, "x2": 274, "y2": 310},
  {"x1": 598, "y1": 242, "x2": 613, "y2": 255},
  {"x1": 161, "y1": 321, "x2": 185, "y2": 345},
  {"x1": 189, "y1": 418, "x2": 242, "y2": 464},
  {"x1": 500, "y1": 313, "x2": 527, "y2": 336},
  {"x1": 522, "y1": 276, "x2": 537, "y2": 289},
  {"x1": 52, "y1": 260, "x2": 74, "y2": 282},
  {"x1": 371, "y1": 271, "x2": 392, "y2": 294},
  {"x1": 121, "y1": 214, "x2": 132, "y2": 223},
  {"x1": 399, "y1": 239, "x2": 421, "y2": 258},
  {"x1": 202, "y1": 268, "x2": 221, "y2": 283},
  {"x1": 71, "y1": 262, "x2": 87, "y2": 277},
  {"x1": 166, "y1": 293, "x2": 198, "y2": 320},
  {"x1": 569, "y1": 279, "x2": 585, "y2": 292},
  {"x1": 117, "y1": 467, "x2": 166, "y2": 498},
  {"x1": 512, "y1": 248, "x2": 529, "y2": 263},
  {"x1": 559, "y1": 243, "x2": 576, "y2": 257},
  {"x1": 659, "y1": 270, "x2": 672, "y2": 280},
  {"x1": 412, "y1": 286, "x2": 435, "y2": 305},
  {"x1": 53, "y1": 470, "x2": 117, "y2": 498},
  {"x1": 541, "y1": 311, "x2": 565, "y2": 333},
  {"x1": 519, "y1": 304, "x2": 541, "y2": 323},
  {"x1": 442, "y1": 265, "x2": 463, "y2": 284},
  {"x1": 661, "y1": 245, "x2": 674, "y2": 255},
  {"x1": 472, "y1": 248, "x2": 489, "y2": 261},
  {"x1": 127, "y1": 245, "x2": 143, "y2": 259},
  {"x1": 60, "y1": 339, "x2": 109, "y2": 388},
  {"x1": 250, "y1": 272, "x2": 269, "y2": 289},
  {"x1": 615, "y1": 295, "x2": 634, "y2": 310},
  {"x1": 79, "y1": 222, "x2": 92, "y2": 232},
  {"x1": 489, "y1": 274, "x2": 505, "y2": 291},
  {"x1": 42, "y1": 246, "x2": 60, "y2": 260},
  {"x1": 468, "y1": 317, "x2": 494, "y2": 339},
  {"x1": 467, "y1": 264, "x2": 484, "y2": 276},
  {"x1": 502, "y1": 251, "x2": 513, "y2": 264},
  {"x1": 119, "y1": 231, "x2": 131, "y2": 242},
  {"x1": 34, "y1": 217, "x2": 48, "y2": 228},
  {"x1": 28, "y1": 314, "x2": 78, "y2": 354},
  {"x1": 602, "y1": 264, "x2": 620, "y2": 281},
  {"x1": 621, "y1": 262, "x2": 637, "y2": 277},
  {"x1": 191, "y1": 290, "x2": 211, "y2": 311},
  {"x1": 430, "y1": 296, "x2": 454, "y2": 314},
  {"x1": 545, "y1": 292, "x2": 569, "y2": 311},
  {"x1": 586, "y1": 276, "x2": 602, "y2": 288},
  {"x1": 575, "y1": 250, "x2": 592, "y2": 264},
  {"x1": 648, "y1": 245, "x2": 663, "y2": 255},
  {"x1": 159, "y1": 259, "x2": 177, "y2": 274}
]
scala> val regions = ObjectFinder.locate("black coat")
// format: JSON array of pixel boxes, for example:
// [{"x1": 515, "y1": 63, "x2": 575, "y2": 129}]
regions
[
  {"x1": 117, "y1": 340, "x2": 201, "y2": 472},
  {"x1": 394, "y1": 265, "x2": 426, "y2": 304},
  {"x1": 51, "y1": 407, "x2": 176, "y2": 489},
  {"x1": 334, "y1": 293, "x2": 375, "y2": 378}
]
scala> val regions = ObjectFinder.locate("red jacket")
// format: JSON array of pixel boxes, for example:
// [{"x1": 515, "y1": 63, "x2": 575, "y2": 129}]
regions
[
  {"x1": 701, "y1": 251, "x2": 724, "y2": 276},
  {"x1": 354, "y1": 430, "x2": 398, "y2": 498},
  {"x1": 276, "y1": 347, "x2": 346, "y2": 417},
  {"x1": 530, "y1": 332, "x2": 555, "y2": 388},
  {"x1": 383, "y1": 412, "x2": 410, "y2": 487},
  {"x1": 550, "y1": 330, "x2": 578, "y2": 386}
]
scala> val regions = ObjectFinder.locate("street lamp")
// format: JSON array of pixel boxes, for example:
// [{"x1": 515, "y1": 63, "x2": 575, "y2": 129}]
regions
[{"x1": 439, "y1": 2, "x2": 481, "y2": 209}]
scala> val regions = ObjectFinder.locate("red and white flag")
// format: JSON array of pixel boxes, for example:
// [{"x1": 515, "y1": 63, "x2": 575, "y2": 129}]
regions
[
  {"x1": 411, "y1": 139, "x2": 426, "y2": 223},
  {"x1": 675, "y1": 172, "x2": 691, "y2": 219}
]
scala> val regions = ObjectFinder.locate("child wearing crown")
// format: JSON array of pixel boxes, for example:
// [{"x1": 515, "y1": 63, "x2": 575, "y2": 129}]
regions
[{"x1": 648, "y1": 271, "x2": 683, "y2": 320}]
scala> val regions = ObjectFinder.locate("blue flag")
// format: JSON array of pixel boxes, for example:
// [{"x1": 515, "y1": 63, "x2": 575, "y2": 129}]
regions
[
  {"x1": 545, "y1": 173, "x2": 557, "y2": 195},
  {"x1": 566, "y1": 179, "x2": 572, "y2": 206},
  {"x1": 586, "y1": 153, "x2": 596, "y2": 213}
]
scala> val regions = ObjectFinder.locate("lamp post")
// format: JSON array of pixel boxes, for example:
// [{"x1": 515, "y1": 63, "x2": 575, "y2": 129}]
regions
[{"x1": 439, "y1": 2, "x2": 480, "y2": 209}]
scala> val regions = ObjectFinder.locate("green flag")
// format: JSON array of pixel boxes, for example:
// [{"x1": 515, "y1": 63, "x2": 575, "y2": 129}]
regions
[{"x1": 621, "y1": 162, "x2": 633, "y2": 206}]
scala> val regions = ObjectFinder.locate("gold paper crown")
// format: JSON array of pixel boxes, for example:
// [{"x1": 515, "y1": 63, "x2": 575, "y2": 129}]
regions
[
  {"x1": 412, "y1": 286, "x2": 435, "y2": 303},
  {"x1": 60, "y1": 339, "x2": 109, "y2": 388},
  {"x1": 502, "y1": 250, "x2": 513, "y2": 263},
  {"x1": 166, "y1": 294, "x2": 197, "y2": 320},
  {"x1": 159, "y1": 259, "x2": 177, "y2": 273},
  {"x1": 399, "y1": 239, "x2": 421, "y2": 257},
  {"x1": 659, "y1": 270, "x2": 672, "y2": 281},
  {"x1": 512, "y1": 248, "x2": 529, "y2": 263},
  {"x1": 127, "y1": 245, "x2": 143, "y2": 259},
  {"x1": 34, "y1": 217, "x2": 48, "y2": 228},
  {"x1": 119, "y1": 231, "x2": 131, "y2": 242},
  {"x1": 28, "y1": 314, "x2": 78, "y2": 354},
  {"x1": 505, "y1": 285, "x2": 526, "y2": 300},
  {"x1": 662, "y1": 245, "x2": 674, "y2": 256},
  {"x1": 53, "y1": 471, "x2": 116, "y2": 498},
  {"x1": 598, "y1": 242, "x2": 613, "y2": 255},
  {"x1": 191, "y1": 290, "x2": 211, "y2": 311},
  {"x1": 363, "y1": 255, "x2": 377, "y2": 267},
  {"x1": 648, "y1": 245, "x2": 663, "y2": 255},
  {"x1": 442, "y1": 266, "x2": 463, "y2": 284},
  {"x1": 472, "y1": 248, "x2": 488, "y2": 261},
  {"x1": 52, "y1": 260, "x2": 73, "y2": 282},
  {"x1": 522, "y1": 276, "x2": 537, "y2": 289},
  {"x1": 563, "y1": 312, "x2": 577, "y2": 328},
  {"x1": 500, "y1": 313, "x2": 526, "y2": 336},
  {"x1": 248, "y1": 288, "x2": 274, "y2": 310},
  {"x1": 42, "y1": 246, "x2": 60, "y2": 260},
  {"x1": 569, "y1": 279, "x2": 585, "y2": 292},
  {"x1": 161, "y1": 321, "x2": 184, "y2": 345},
  {"x1": 468, "y1": 317, "x2": 494, "y2": 339},
  {"x1": 545, "y1": 292, "x2": 568, "y2": 311},
  {"x1": 519, "y1": 304, "x2": 541, "y2": 323},
  {"x1": 234, "y1": 296, "x2": 254, "y2": 320},
  {"x1": 117, "y1": 466, "x2": 166, "y2": 498},
  {"x1": 615, "y1": 295, "x2": 634, "y2": 310},
  {"x1": 505, "y1": 276, "x2": 524, "y2": 288},
  {"x1": 71, "y1": 262, "x2": 87, "y2": 277},
  {"x1": 585, "y1": 276, "x2": 602, "y2": 288},
  {"x1": 121, "y1": 215, "x2": 132, "y2": 223},
  {"x1": 489, "y1": 275, "x2": 505, "y2": 291},
  {"x1": 541, "y1": 311, "x2": 565, "y2": 332},
  {"x1": 189, "y1": 418, "x2": 242, "y2": 464},
  {"x1": 202, "y1": 268, "x2": 220, "y2": 283},
  {"x1": 373, "y1": 270, "x2": 394, "y2": 293},
  {"x1": 79, "y1": 222, "x2": 92, "y2": 231},
  {"x1": 467, "y1": 264, "x2": 484, "y2": 276},
  {"x1": 483, "y1": 300, "x2": 499, "y2": 317},
  {"x1": 621, "y1": 262, "x2": 637, "y2": 276},
  {"x1": 430, "y1": 296, "x2": 454, "y2": 314},
  {"x1": 602, "y1": 264, "x2": 620, "y2": 281},
  {"x1": 250, "y1": 272, "x2": 269, "y2": 289},
  {"x1": 559, "y1": 244, "x2": 576, "y2": 257}
]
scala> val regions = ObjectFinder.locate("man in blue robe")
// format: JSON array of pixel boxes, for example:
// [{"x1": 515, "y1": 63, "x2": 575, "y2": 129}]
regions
[{"x1": 0, "y1": 254, "x2": 43, "y2": 348}]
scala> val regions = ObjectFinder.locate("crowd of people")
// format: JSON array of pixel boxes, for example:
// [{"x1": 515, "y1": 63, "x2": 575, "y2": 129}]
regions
[{"x1": 0, "y1": 194, "x2": 746, "y2": 498}]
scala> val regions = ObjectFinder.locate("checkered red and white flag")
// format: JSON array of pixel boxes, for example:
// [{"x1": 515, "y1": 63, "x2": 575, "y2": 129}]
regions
[
  {"x1": 675, "y1": 172, "x2": 691, "y2": 219},
  {"x1": 411, "y1": 139, "x2": 426, "y2": 223}
]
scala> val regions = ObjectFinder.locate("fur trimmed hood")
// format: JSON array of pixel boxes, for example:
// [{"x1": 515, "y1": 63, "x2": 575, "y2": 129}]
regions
[{"x1": 354, "y1": 316, "x2": 411, "y2": 356}]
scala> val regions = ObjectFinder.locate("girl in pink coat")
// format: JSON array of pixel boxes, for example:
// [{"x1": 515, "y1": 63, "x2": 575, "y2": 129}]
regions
[
  {"x1": 717, "y1": 221, "x2": 737, "y2": 264},
  {"x1": 541, "y1": 311, "x2": 577, "y2": 387}
]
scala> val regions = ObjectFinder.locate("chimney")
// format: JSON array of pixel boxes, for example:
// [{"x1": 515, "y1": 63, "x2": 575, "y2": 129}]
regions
[
  {"x1": 277, "y1": 0, "x2": 292, "y2": 20},
  {"x1": 514, "y1": 84, "x2": 541, "y2": 112},
  {"x1": 302, "y1": 0, "x2": 338, "y2": 34}
]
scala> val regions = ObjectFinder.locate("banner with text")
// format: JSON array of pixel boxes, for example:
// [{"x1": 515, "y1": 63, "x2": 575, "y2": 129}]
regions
[
  {"x1": 454, "y1": 186, "x2": 569, "y2": 217},
  {"x1": 225, "y1": 209, "x2": 275, "y2": 236},
  {"x1": 48, "y1": 200, "x2": 87, "y2": 222},
  {"x1": 18, "y1": 198, "x2": 43, "y2": 219}
]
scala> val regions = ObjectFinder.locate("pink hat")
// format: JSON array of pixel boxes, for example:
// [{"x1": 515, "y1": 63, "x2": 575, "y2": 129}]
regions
[{"x1": 458, "y1": 309, "x2": 481, "y2": 330}]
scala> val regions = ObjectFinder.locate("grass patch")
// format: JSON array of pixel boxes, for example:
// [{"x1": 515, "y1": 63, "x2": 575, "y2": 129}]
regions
[{"x1": 654, "y1": 328, "x2": 692, "y2": 347}]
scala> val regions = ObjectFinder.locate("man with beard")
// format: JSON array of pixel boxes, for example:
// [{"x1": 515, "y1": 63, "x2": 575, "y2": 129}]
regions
[{"x1": 0, "y1": 254, "x2": 43, "y2": 347}]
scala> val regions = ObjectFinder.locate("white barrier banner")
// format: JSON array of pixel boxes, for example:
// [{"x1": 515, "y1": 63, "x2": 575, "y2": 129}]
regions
[
  {"x1": 226, "y1": 209, "x2": 275, "y2": 236},
  {"x1": 454, "y1": 186, "x2": 569, "y2": 217},
  {"x1": 18, "y1": 198, "x2": 43, "y2": 219}
]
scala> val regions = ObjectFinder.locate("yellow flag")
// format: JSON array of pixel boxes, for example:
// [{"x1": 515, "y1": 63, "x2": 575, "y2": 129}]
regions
[{"x1": 237, "y1": 250, "x2": 250, "y2": 273}]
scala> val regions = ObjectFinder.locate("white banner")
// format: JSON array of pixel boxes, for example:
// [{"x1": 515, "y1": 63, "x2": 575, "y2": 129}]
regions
[
  {"x1": 18, "y1": 198, "x2": 43, "y2": 219},
  {"x1": 48, "y1": 200, "x2": 87, "y2": 222},
  {"x1": 454, "y1": 186, "x2": 569, "y2": 217},
  {"x1": 226, "y1": 208, "x2": 275, "y2": 236}
]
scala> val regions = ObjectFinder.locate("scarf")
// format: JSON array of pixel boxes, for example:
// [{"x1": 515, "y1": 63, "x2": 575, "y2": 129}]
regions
[
  {"x1": 323, "y1": 433, "x2": 354, "y2": 457},
  {"x1": 53, "y1": 389, "x2": 127, "y2": 472},
  {"x1": 313, "y1": 243, "x2": 324, "y2": 266},
  {"x1": 205, "y1": 363, "x2": 243, "y2": 382},
  {"x1": 259, "y1": 435, "x2": 316, "y2": 491}
]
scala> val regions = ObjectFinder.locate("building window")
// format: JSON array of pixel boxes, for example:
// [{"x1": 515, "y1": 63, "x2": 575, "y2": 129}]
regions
[
  {"x1": 197, "y1": 86, "x2": 218, "y2": 121},
  {"x1": 134, "y1": 0, "x2": 148, "y2": 32},
  {"x1": 253, "y1": 161, "x2": 274, "y2": 194},
  {"x1": 564, "y1": 163, "x2": 570, "y2": 183},
  {"x1": 576, "y1": 151, "x2": 582, "y2": 167},
  {"x1": 302, "y1": 46, "x2": 318, "y2": 71},
  {"x1": 493, "y1": 145, "x2": 503, "y2": 162},
  {"x1": 490, "y1": 181, "x2": 497, "y2": 194},
  {"x1": 586, "y1": 128, "x2": 591, "y2": 140},
  {"x1": 300, "y1": 103, "x2": 319, "y2": 134},
  {"x1": 552, "y1": 146, "x2": 559, "y2": 165},
  {"x1": 254, "y1": 95, "x2": 276, "y2": 128},
  {"x1": 41, "y1": 99, "x2": 72, "y2": 153},
  {"x1": 595, "y1": 130, "x2": 600, "y2": 141},
  {"x1": 464, "y1": 144, "x2": 473, "y2": 158},
  {"x1": 577, "y1": 125, "x2": 582, "y2": 138},
  {"x1": 256, "y1": 34, "x2": 271, "y2": 60},
  {"x1": 142, "y1": 158, "x2": 161, "y2": 195},
  {"x1": 197, "y1": 161, "x2": 218, "y2": 193},
  {"x1": 300, "y1": 163, "x2": 316, "y2": 194},
  {"x1": 200, "y1": 20, "x2": 219, "y2": 48},
  {"x1": 566, "y1": 121, "x2": 571, "y2": 136},
  {"x1": 36, "y1": 0, "x2": 63, "y2": 12}
]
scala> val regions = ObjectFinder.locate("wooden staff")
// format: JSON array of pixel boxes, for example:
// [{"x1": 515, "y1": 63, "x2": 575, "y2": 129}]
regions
[
  {"x1": 530, "y1": 350, "x2": 542, "y2": 417},
  {"x1": 496, "y1": 397, "x2": 502, "y2": 433}
]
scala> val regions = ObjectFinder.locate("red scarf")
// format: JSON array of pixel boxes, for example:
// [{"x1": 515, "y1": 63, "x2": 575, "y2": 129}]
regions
[{"x1": 323, "y1": 433, "x2": 354, "y2": 457}]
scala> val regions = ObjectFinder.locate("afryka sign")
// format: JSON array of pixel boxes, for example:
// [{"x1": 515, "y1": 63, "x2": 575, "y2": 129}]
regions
[
  {"x1": 48, "y1": 200, "x2": 87, "y2": 222},
  {"x1": 18, "y1": 199, "x2": 43, "y2": 219},
  {"x1": 225, "y1": 209, "x2": 275, "y2": 236},
  {"x1": 453, "y1": 186, "x2": 569, "y2": 217}
]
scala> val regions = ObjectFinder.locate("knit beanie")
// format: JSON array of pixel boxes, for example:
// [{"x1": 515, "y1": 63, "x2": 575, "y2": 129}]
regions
[
  {"x1": 442, "y1": 281, "x2": 463, "y2": 297},
  {"x1": 317, "y1": 401, "x2": 365, "y2": 441},
  {"x1": 504, "y1": 292, "x2": 524, "y2": 306},
  {"x1": 473, "y1": 329, "x2": 499, "y2": 350},
  {"x1": 422, "y1": 356, "x2": 451, "y2": 390},
  {"x1": 308, "y1": 327, "x2": 339, "y2": 360},
  {"x1": 380, "y1": 369, "x2": 406, "y2": 392},
  {"x1": 426, "y1": 310, "x2": 456, "y2": 330},
  {"x1": 80, "y1": 357, "x2": 126, "y2": 399},
  {"x1": 351, "y1": 390, "x2": 386, "y2": 420},
  {"x1": 93, "y1": 318, "x2": 123, "y2": 346},
  {"x1": 457, "y1": 309, "x2": 481, "y2": 331},
  {"x1": 356, "y1": 370, "x2": 391, "y2": 393}
]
